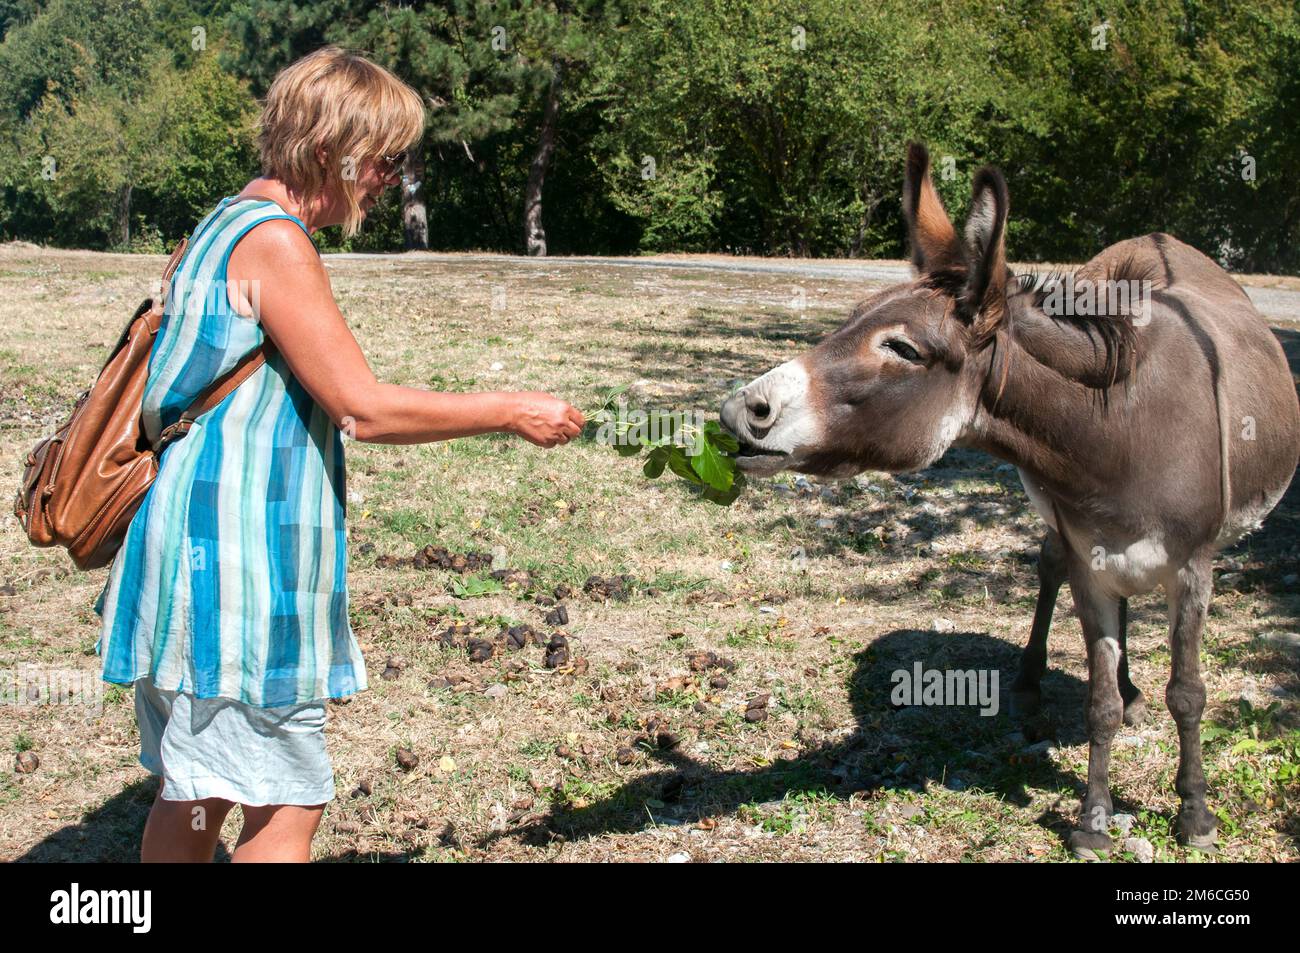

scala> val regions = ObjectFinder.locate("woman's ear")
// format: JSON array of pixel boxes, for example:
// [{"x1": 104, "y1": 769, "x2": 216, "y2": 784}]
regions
[
  {"x1": 902, "y1": 143, "x2": 964, "y2": 274},
  {"x1": 962, "y1": 166, "x2": 1011, "y2": 342},
  {"x1": 315, "y1": 144, "x2": 329, "y2": 168}
]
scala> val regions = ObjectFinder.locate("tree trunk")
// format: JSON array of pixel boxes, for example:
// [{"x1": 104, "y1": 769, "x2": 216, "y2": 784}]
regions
[
  {"x1": 850, "y1": 188, "x2": 883, "y2": 258},
  {"x1": 118, "y1": 183, "x2": 132, "y2": 248},
  {"x1": 402, "y1": 150, "x2": 429, "y2": 250},
  {"x1": 524, "y1": 63, "x2": 562, "y2": 257}
]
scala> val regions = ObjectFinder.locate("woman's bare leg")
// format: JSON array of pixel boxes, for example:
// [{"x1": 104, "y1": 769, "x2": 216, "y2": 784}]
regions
[
  {"x1": 232, "y1": 803, "x2": 325, "y2": 862},
  {"x1": 141, "y1": 786, "x2": 236, "y2": 862}
]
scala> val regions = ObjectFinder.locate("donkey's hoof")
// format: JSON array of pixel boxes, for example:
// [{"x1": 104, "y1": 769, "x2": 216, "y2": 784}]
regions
[
  {"x1": 1069, "y1": 829, "x2": 1113, "y2": 861},
  {"x1": 1177, "y1": 811, "x2": 1219, "y2": 853},
  {"x1": 1009, "y1": 688, "x2": 1041, "y2": 719},
  {"x1": 1122, "y1": 692, "x2": 1148, "y2": 726}
]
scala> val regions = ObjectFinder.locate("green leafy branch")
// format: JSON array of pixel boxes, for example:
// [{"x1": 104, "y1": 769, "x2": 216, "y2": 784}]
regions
[{"x1": 582, "y1": 385, "x2": 746, "y2": 506}]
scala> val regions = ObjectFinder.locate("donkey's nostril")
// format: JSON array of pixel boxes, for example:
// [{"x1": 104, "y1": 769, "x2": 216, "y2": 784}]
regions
[{"x1": 752, "y1": 401, "x2": 770, "y2": 420}]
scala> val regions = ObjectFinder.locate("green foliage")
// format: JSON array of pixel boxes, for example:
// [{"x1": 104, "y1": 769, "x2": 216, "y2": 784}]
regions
[
  {"x1": 143, "y1": 54, "x2": 260, "y2": 244},
  {"x1": 449, "y1": 574, "x2": 504, "y2": 598},
  {"x1": 586, "y1": 387, "x2": 746, "y2": 505},
  {"x1": 0, "y1": 0, "x2": 257, "y2": 247},
  {"x1": 0, "y1": 0, "x2": 1296, "y2": 272}
]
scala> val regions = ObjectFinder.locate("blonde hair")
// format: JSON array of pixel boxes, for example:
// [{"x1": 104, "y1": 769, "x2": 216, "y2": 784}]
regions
[{"x1": 257, "y1": 47, "x2": 425, "y2": 237}]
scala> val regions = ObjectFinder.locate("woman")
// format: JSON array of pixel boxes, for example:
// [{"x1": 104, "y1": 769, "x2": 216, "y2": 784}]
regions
[{"x1": 93, "y1": 47, "x2": 584, "y2": 862}]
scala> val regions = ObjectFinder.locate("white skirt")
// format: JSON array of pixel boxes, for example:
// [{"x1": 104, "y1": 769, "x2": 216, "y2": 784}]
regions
[{"x1": 133, "y1": 677, "x2": 335, "y2": 806}]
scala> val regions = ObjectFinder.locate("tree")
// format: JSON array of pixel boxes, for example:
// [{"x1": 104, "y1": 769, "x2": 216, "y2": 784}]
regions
[
  {"x1": 224, "y1": 0, "x2": 619, "y2": 253},
  {"x1": 23, "y1": 55, "x2": 187, "y2": 247}
]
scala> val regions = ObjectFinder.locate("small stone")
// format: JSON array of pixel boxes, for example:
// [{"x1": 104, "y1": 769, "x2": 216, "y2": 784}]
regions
[
  {"x1": 1257, "y1": 631, "x2": 1300, "y2": 653},
  {"x1": 931, "y1": 617, "x2": 957, "y2": 634},
  {"x1": 395, "y1": 748, "x2": 419, "y2": 771},
  {"x1": 666, "y1": 852, "x2": 691, "y2": 863},
  {"x1": 14, "y1": 751, "x2": 38, "y2": 774},
  {"x1": 484, "y1": 684, "x2": 508, "y2": 701},
  {"x1": 1124, "y1": 836, "x2": 1154, "y2": 863},
  {"x1": 491, "y1": 568, "x2": 533, "y2": 588},
  {"x1": 1111, "y1": 813, "x2": 1136, "y2": 837}
]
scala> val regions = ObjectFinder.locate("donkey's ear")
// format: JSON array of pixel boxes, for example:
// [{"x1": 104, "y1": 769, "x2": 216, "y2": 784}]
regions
[
  {"x1": 902, "y1": 143, "x2": 963, "y2": 274},
  {"x1": 962, "y1": 166, "x2": 1011, "y2": 340}
]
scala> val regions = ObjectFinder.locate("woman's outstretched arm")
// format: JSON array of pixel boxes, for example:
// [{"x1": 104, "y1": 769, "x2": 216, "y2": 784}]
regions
[{"x1": 226, "y1": 219, "x2": 584, "y2": 448}]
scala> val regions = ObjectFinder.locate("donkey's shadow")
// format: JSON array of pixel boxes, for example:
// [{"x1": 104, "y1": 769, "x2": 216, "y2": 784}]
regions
[{"x1": 482, "y1": 629, "x2": 1109, "y2": 853}]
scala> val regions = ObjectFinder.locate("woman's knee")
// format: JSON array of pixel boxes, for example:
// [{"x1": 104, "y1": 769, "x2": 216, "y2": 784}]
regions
[{"x1": 234, "y1": 803, "x2": 325, "y2": 861}]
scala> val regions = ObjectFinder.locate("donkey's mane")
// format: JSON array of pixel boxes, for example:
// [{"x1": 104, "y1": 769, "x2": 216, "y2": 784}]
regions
[
  {"x1": 1009, "y1": 249, "x2": 1163, "y2": 391},
  {"x1": 917, "y1": 251, "x2": 1161, "y2": 398}
]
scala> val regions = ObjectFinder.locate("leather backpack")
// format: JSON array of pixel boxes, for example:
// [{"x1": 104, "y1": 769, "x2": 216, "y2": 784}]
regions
[{"x1": 13, "y1": 239, "x2": 271, "y2": 570}]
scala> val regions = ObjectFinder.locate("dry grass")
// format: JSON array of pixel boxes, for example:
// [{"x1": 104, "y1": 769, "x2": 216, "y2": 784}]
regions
[{"x1": 0, "y1": 244, "x2": 1297, "y2": 862}]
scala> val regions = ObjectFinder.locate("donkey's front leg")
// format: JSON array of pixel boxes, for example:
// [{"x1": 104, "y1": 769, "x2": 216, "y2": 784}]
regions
[
  {"x1": 1066, "y1": 554, "x2": 1125, "y2": 859},
  {"x1": 1167, "y1": 556, "x2": 1217, "y2": 850}
]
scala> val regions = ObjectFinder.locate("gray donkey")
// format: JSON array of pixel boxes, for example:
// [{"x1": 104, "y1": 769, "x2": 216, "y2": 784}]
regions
[{"x1": 720, "y1": 144, "x2": 1300, "y2": 856}]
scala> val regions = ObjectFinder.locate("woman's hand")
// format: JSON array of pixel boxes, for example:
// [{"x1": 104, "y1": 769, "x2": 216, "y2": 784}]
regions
[{"x1": 507, "y1": 392, "x2": 585, "y2": 448}]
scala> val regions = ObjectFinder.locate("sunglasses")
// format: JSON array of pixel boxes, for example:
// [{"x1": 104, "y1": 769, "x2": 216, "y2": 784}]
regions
[{"x1": 377, "y1": 151, "x2": 408, "y2": 180}]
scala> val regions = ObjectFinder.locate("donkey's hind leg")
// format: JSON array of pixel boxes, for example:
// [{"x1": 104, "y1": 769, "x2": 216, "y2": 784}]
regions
[
  {"x1": 1010, "y1": 528, "x2": 1067, "y2": 718},
  {"x1": 1117, "y1": 598, "x2": 1147, "y2": 725},
  {"x1": 1166, "y1": 555, "x2": 1218, "y2": 850}
]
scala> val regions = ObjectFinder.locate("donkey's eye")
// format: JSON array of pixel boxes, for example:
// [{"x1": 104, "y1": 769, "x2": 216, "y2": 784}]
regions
[{"x1": 883, "y1": 339, "x2": 923, "y2": 363}]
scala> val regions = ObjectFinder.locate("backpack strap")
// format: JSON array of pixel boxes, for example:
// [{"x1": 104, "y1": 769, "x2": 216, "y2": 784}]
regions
[
  {"x1": 151, "y1": 201, "x2": 300, "y2": 450},
  {"x1": 156, "y1": 337, "x2": 275, "y2": 449},
  {"x1": 148, "y1": 237, "x2": 190, "y2": 322}
]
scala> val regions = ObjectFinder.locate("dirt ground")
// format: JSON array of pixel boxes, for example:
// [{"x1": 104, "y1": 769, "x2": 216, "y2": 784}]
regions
[{"x1": 0, "y1": 244, "x2": 1296, "y2": 862}]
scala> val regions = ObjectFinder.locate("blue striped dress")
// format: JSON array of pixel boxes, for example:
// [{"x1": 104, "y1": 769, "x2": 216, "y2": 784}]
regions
[{"x1": 94, "y1": 196, "x2": 368, "y2": 708}]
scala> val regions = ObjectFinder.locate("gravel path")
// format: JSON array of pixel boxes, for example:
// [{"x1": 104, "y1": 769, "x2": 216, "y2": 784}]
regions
[{"x1": 327, "y1": 252, "x2": 1300, "y2": 325}]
